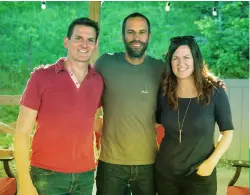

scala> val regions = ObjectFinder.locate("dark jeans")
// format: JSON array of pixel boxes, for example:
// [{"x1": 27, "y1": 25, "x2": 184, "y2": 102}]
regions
[
  {"x1": 124, "y1": 185, "x2": 132, "y2": 195},
  {"x1": 96, "y1": 160, "x2": 155, "y2": 195},
  {"x1": 155, "y1": 168, "x2": 217, "y2": 195},
  {"x1": 30, "y1": 166, "x2": 94, "y2": 195}
]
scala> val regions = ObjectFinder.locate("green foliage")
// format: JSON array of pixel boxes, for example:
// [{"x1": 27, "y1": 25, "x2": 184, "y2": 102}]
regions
[
  {"x1": 0, "y1": 2, "x2": 89, "y2": 125},
  {"x1": 0, "y1": 1, "x2": 89, "y2": 94},
  {"x1": 99, "y1": 1, "x2": 248, "y2": 78},
  {"x1": 0, "y1": 1, "x2": 248, "y2": 94},
  {"x1": 0, "y1": 133, "x2": 13, "y2": 149},
  {"x1": 99, "y1": 1, "x2": 211, "y2": 59},
  {"x1": 195, "y1": 2, "x2": 249, "y2": 78}
]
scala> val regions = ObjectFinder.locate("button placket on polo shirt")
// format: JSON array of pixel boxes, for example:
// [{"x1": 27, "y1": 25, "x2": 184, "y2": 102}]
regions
[{"x1": 68, "y1": 70, "x2": 81, "y2": 89}]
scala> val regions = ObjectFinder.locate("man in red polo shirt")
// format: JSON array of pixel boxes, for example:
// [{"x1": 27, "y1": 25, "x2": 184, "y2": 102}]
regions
[{"x1": 14, "y1": 17, "x2": 103, "y2": 195}]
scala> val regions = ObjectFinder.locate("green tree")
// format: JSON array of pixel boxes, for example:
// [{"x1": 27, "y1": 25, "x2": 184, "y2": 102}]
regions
[
  {"x1": 195, "y1": 1, "x2": 249, "y2": 78},
  {"x1": 0, "y1": 2, "x2": 89, "y2": 126}
]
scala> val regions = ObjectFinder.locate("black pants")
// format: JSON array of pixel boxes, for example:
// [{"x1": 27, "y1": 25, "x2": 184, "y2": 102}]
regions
[
  {"x1": 96, "y1": 160, "x2": 155, "y2": 195},
  {"x1": 155, "y1": 169, "x2": 217, "y2": 195}
]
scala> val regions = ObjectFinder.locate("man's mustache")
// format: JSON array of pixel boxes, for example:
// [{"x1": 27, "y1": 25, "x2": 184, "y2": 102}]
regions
[{"x1": 129, "y1": 41, "x2": 145, "y2": 45}]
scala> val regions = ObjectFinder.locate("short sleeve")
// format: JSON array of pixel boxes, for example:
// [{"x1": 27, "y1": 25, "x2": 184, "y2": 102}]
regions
[
  {"x1": 98, "y1": 82, "x2": 104, "y2": 108},
  {"x1": 94, "y1": 54, "x2": 107, "y2": 107},
  {"x1": 214, "y1": 87, "x2": 234, "y2": 131},
  {"x1": 20, "y1": 70, "x2": 42, "y2": 111},
  {"x1": 156, "y1": 87, "x2": 163, "y2": 124}
]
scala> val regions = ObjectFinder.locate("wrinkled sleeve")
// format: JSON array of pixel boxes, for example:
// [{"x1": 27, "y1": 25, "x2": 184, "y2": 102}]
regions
[
  {"x1": 98, "y1": 76, "x2": 104, "y2": 108},
  {"x1": 214, "y1": 87, "x2": 234, "y2": 131},
  {"x1": 20, "y1": 70, "x2": 42, "y2": 111}
]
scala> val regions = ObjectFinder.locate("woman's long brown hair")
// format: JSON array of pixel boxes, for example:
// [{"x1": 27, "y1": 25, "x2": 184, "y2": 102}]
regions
[{"x1": 162, "y1": 38, "x2": 219, "y2": 110}]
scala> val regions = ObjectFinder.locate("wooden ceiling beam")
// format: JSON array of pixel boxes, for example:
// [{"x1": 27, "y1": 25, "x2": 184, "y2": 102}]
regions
[{"x1": 89, "y1": 1, "x2": 101, "y2": 65}]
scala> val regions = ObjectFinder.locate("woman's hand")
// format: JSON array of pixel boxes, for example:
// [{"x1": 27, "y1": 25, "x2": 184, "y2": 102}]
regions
[{"x1": 196, "y1": 159, "x2": 216, "y2": 176}]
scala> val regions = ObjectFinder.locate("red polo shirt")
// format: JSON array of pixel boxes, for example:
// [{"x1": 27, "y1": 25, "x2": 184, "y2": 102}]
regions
[{"x1": 20, "y1": 58, "x2": 103, "y2": 173}]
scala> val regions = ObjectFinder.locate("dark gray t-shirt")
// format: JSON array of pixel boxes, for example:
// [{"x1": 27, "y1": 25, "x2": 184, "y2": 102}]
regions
[
  {"x1": 95, "y1": 52, "x2": 165, "y2": 165},
  {"x1": 155, "y1": 87, "x2": 234, "y2": 178}
]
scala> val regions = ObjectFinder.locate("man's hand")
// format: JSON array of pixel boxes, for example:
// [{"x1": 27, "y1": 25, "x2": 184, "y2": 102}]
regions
[
  {"x1": 216, "y1": 78, "x2": 226, "y2": 89},
  {"x1": 196, "y1": 159, "x2": 216, "y2": 176},
  {"x1": 31, "y1": 64, "x2": 50, "y2": 75},
  {"x1": 18, "y1": 183, "x2": 38, "y2": 195}
]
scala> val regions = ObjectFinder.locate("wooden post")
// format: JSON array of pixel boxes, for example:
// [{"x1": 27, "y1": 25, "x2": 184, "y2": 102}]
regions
[
  {"x1": 89, "y1": 1, "x2": 101, "y2": 65},
  {"x1": 89, "y1": 1, "x2": 101, "y2": 23}
]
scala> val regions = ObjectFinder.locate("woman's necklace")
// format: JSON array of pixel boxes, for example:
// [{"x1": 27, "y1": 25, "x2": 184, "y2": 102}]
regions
[{"x1": 177, "y1": 98, "x2": 192, "y2": 143}]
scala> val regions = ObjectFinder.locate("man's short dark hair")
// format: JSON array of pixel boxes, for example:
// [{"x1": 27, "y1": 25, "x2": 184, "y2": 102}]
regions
[
  {"x1": 67, "y1": 17, "x2": 99, "y2": 41},
  {"x1": 122, "y1": 12, "x2": 151, "y2": 36}
]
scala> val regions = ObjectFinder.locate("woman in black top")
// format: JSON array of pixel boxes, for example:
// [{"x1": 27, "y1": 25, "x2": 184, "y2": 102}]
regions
[{"x1": 155, "y1": 36, "x2": 234, "y2": 195}]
